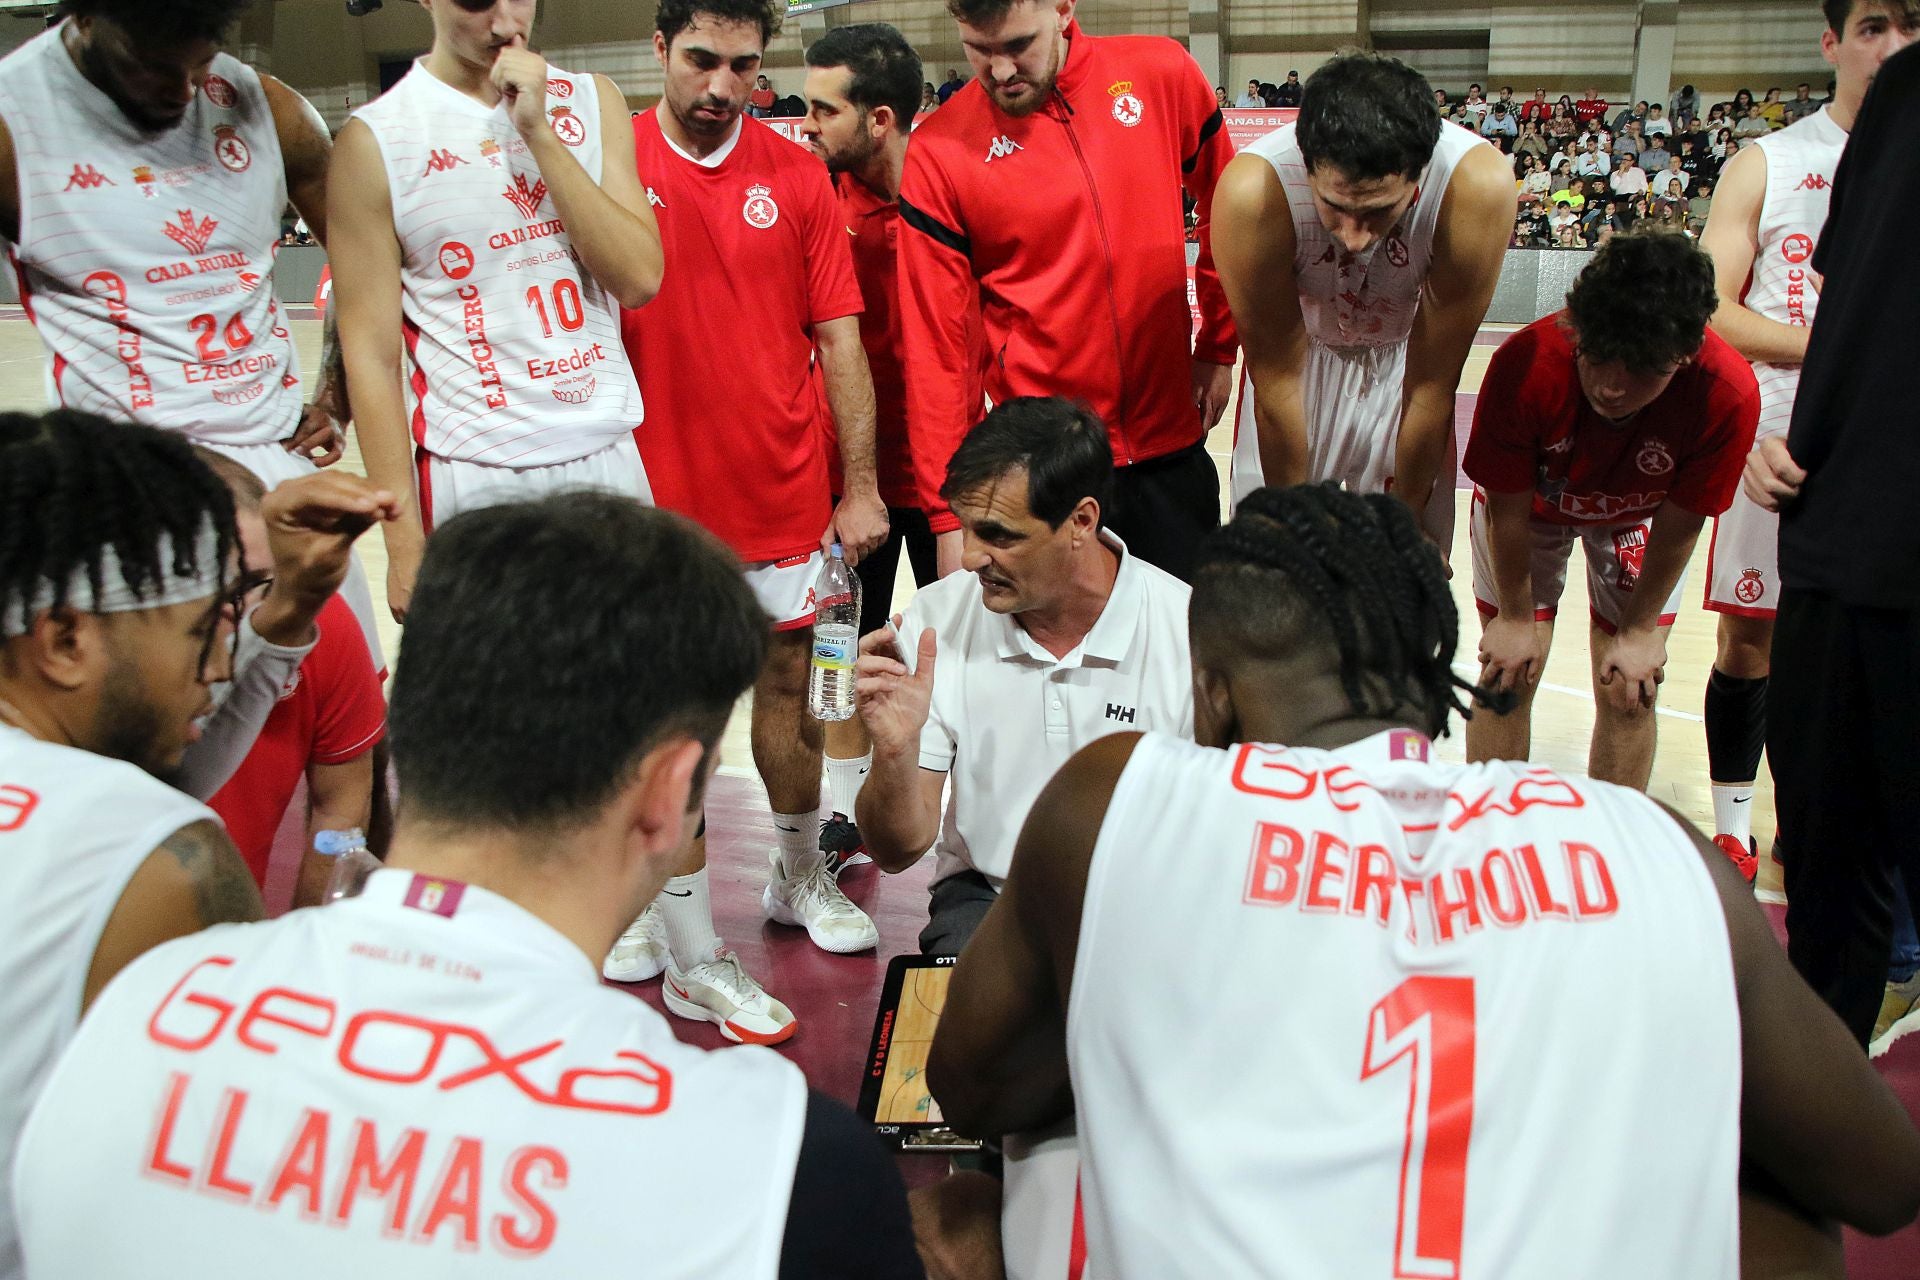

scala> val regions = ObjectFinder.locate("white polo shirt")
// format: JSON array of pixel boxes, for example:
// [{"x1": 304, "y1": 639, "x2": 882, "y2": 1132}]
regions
[{"x1": 897, "y1": 533, "x2": 1193, "y2": 889}]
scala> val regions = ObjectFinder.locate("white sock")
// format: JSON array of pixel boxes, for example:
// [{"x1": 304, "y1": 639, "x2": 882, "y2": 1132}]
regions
[
  {"x1": 826, "y1": 750, "x2": 873, "y2": 820},
  {"x1": 657, "y1": 870, "x2": 723, "y2": 970},
  {"x1": 1711, "y1": 782, "x2": 1755, "y2": 845},
  {"x1": 774, "y1": 806, "x2": 824, "y2": 877}
]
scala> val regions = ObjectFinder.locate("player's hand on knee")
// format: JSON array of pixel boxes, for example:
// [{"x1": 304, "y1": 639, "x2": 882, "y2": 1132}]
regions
[
  {"x1": 1597, "y1": 629, "x2": 1666, "y2": 713},
  {"x1": 855, "y1": 618, "x2": 936, "y2": 752},
  {"x1": 283, "y1": 402, "x2": 345, "y2": 468},
  {"x1": 1742, "y1": 436, "x2": 1805, "y2": 513},
  {"x1": 1479, "y1": 615, "x2": 1545, "y2": 692}
]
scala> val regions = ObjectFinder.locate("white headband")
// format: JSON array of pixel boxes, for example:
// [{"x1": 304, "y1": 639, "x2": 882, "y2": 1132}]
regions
[{"x1": 0, "y1": 520, "x2": 226, "y2": 639}]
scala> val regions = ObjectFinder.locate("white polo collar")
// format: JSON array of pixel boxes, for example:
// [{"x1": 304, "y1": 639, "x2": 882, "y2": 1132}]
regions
[{"x1": 991, "y1": 530, "x2": 1145, "y2": 669}]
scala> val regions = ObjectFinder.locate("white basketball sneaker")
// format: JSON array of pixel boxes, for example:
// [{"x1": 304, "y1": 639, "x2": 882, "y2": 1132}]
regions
[
  {"x1": 763, "y1": 857, "x2": 880, "y2": 954},
  {"x1": 663, "y1": 951, "x2": 797, "y2": 1045},
  {"x1": 602, "y1": 904, "x2": 669, "y2": 983}
]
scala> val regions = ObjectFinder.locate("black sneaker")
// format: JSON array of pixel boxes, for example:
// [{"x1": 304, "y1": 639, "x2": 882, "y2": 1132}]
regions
[{"x1": 820, "y1": 811, "x2": 870, "y2": 870}]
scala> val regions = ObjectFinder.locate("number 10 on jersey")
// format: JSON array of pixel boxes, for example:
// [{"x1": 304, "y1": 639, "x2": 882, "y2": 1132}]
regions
[{"x1": 1361, "y1": 976, "x2": 1475, "y2": 1279}]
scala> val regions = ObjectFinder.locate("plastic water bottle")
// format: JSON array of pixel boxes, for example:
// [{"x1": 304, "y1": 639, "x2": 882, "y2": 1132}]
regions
[
  {"x1": 808, "y1": 543, "x2": 861, "y2": 722},
  {"x1": 318, "y1": 827, "x2": 380, "y2": 903}
]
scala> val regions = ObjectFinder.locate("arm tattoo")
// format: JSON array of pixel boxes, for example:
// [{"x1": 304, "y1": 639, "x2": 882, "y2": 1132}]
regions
[{"x1": 160, "y1": 819, "x2": 265, "y2": 927}]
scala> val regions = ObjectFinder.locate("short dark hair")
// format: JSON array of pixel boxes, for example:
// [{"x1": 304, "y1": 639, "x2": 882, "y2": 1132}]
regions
[
  {"x1": 1823, "y1": 0, "x2": 1920, "y2": 30},
  {"x1": 1193, "y1": 484, "x2": 1504, "y2": 739},
  {"x1": 192, "y1": 447, "x2": 266, "y2": 514},
  {"x1": 60, "y1": 0, "x2": 250, "y2": 42},
  {"x1": 1564, "y1": 231, "x2": 1718, "y2": 372},
  {"x1": 0, "y1": 410, "x2": 236, "y2": 634},
  {"x1": 805, "y1": 22, "x2": 921, "y2": 125},
  {"x1": 388, "y1": 497, "x2": 768, "y2": 834},
  {"x1": 940, "y1": 397, "x2": 1114, "y2": 530},
  {"x1": 947, "y1": 0, "x2": 1025, "y2": 26},
  {"x1": 656, "y1": 0, "x2": 780, "y2": 51},
  {"x1": 1297, "y1": 52, "x2": 1442, "y2": 181}
]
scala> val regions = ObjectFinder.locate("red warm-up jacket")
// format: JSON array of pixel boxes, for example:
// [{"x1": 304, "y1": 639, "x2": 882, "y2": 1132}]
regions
[{"x1": 897, "y1": 24, "x2": 1238, "y2": 530}]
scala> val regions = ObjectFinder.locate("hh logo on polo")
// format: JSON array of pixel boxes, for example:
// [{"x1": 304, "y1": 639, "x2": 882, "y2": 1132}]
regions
[{"x1": 1105, "y1": 703, "x2": 1136, "y2": 724}]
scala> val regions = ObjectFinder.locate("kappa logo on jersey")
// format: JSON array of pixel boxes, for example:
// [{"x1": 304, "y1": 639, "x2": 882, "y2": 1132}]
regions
[
  {"x1": 203, "y1": 74, "x2": 237, "y2": 109},
  {"x1": 1795, "y1": 173, "x2": 1830, "y2": 192},
  {"x1": 985, "y1": 134, "x2": 1023, "y2": 163},
  {"x1": 213, "y1": 125, "x2": 251, "y2": 173},
  {"x1": 163, "y1": 208, "x2": 220, "y2": 257},
  {"x1": 549, "y1": 106, "x2": 586, "y2": 147},
  {"x1": 132, "y1": 165, "x2": 158, "y2": 199},
  {"x1": 1613, "y1": 525, "x2": 1647, "y2": 590},
  {"x1": 1635, "y1": 437, "x2": 1674, "y2": 476},
  {"x1": 743, "y1": 183, "x2": 780, "y2": 229},
  {"x1": 1108, "y1": 81, "x2": 1144, "y2": 127},
  {"x1": 64, "y1": 164, "x2": 115, "y2": 191},
  {"x1": 503, "y1": 173, "x2": 550, "y2": 220},
  {"x1": 1735, "y1": 567, "x2": 1766, "y2": 605},
  {"x1": 1781, "y1": 233, "x2": 1815, "y2": 264},
  {"x1": 422, "y1": 148, "x2": 469, "y2": 176},
  {"x1": 438, "y1": 241, "x2": 477, "y2": 280},
  {"x1": 480, "y1": 137, "x2": 504, "y2": 168},
  {"x1": 646, "y1": 186, "x2": 665, "y2": 209}
]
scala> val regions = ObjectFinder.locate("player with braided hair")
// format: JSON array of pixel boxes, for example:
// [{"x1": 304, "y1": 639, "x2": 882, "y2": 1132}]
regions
[
  {"x1": 0, "y1": 408, "x2": 397, "y2": 1273},
  {"x1": 929, "y1": 480, "x2": 1920, "y2": 1278}
]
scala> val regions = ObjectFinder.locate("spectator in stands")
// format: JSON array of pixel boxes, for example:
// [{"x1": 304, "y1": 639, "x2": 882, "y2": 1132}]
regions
[
  {"x1": 1757, "y1": 86, "x2": 1786, "y2": 128},
  {"x1": 1238, "y1": 78, "x2": 1263, "y2": 107},
  {"x1": 1723, "y1": 138, "x2": 1747, "y2": 167},
  {"x1": 1614, "y1": 118, "x2": 1644, "y2": 163},
  {"x1": 1688, "y1": 178, "x2": 1715, "y2": 232},
  {"x1": 1613, "y1": 99, "x2": 1647, "y2": 131},
  {"x1": 1520, "y1": 86, "x2": 1550, "y2": 122},
  {"x1": 1518, "y1": 152, "x2": 1552, "y2": 205},
  {"x1": 1655, "y1": 153, "x2": 1689, "y2": 194},
  {"x1": 1215, "y1": 85, "x2": 1229, "y2": 109},
  {"x1": 1275, "y1": 69, "x2": 1302, "y2": 106},
  {"x1": 1576, "y1": 135, "x2": 1612, "y2": 177},
  {"x1": 1640, "y1": 136, "x2": 1672, "y2": 173},
  {"x1": 1670, "y1": 83, "x2": 1700, "y2": 125},
  {"x1": 1434, "y1": 87, "x2": 1450, "y2": 113},
  {"x1": 1483, "y1": 99, "x2": 1518, "y2": 139},
  {"x1": 938, "y1": 67, "x2": 965, "y2": 102},
  {"x1": 1645, "y1": 102, "x2": 1673, "y2": 137},
  {"x1": 1555, "y1": 218, "x2": 1586, "y2": 247},
  {"x1": 1550, "y1": 199, "x2": 1580, "y2": 238},
  {"x1": 1550, "y1": 177, "x2": 1586, "y2": 211},
  {"x1": 1548, "y1": 154, "x2": 1575, "y2": 191},
  {"x1": 1713, "y1": 125, "x2": 1737, "y2": 157},
  {"x1": 1731, "y1": 87, "x2": 1756, "y2": 114},
  {"x1": 1654, "y1": 175, "x2": 1689, "y2": 215},
  {"x1": 1575, "y1": 86, "x2": 1609, "y2": 124},
  {"x1": 1781, "y1": 81, "x2": 1819, "y2": 124},
  {"x1": 1734, "y1": 107, "x2": 1771, "y2": 138},
  {"x1": 922, "y1": 82, "x2": 939, "y2": 112},
  {"x1": 1515, "y1": 119, "x2": 1549, "y2": 161},
  {"x1": 1610, "y1": 153, "x2": 1649, "y2": 196},
  {"x1": 1461, "y1": 84, "x2": 1490, "y2": 129},
  {"x1": 1678, "y1": 133, "x2": 1713, "y2": 183},
  {"x1": 749, "y1": 73, "x2": 776, "y2": 117},
  {"x1": 1547, "y1": 101, "x2": 1577, "y2": 146}
]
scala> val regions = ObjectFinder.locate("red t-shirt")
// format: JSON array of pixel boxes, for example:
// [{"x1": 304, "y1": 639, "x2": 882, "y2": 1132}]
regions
[
  {"x1": 750, "y1": 87, "x2": 776, "y2": 111},
  {"x1": 1574, "y1": 97, "x2": 1610, "y2": 124},
  {"x1": 622, "y1": 111, "x2": 863, "y2": 562},
  {"x1": 207, "y1": 595, "x2": 387, "y2": 887},
  {"x1": 1463, "y1": 314, "x2": 1759, "y2": 526}
]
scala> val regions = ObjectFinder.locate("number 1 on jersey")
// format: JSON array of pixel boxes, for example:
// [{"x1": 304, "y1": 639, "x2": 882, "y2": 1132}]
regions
[{"x1": 1360, "y1": 976, "x2": 1476, "y2": 1279}]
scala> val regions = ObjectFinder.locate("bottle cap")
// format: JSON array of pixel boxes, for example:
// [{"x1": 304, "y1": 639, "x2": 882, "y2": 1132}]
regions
[
  {"x1": 829, "y1": 541, "x2": 844, "y2": 559},
  {"x1": 314, "y1": 828, "x2": 366, "y2": 857}
]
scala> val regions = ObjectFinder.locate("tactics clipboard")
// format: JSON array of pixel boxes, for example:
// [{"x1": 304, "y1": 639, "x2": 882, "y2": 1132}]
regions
[{"x1": 857, "y1": 954, "x2": 983, "y2": 1152}]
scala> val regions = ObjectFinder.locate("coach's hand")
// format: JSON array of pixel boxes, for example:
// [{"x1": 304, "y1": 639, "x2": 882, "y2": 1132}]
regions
[
  {"x1": 283, "y1": 401, "x2": 344, "y2": 468},
  {"x1": 826, "y1": 490, "x2": 889, "y2": 566},
  {"x1": 1192, "y1": 358, "x2": 1233, "y2": 432},
  {"x1": 1742, "y1": 436, "x2": 1806, "y2": 513},
  {"x1": 1478, "y1": 614, "x2": 1546, "y2": 693},
  {"x1": 492, "y1": 35, "x2": 552, "y2": 140},
  {"x1": 253, "y1": 472, "x2": 402, "y2": 647},
  {"x1": 856, "y1": 619, "x2": 935, "y2": 756},
  {"x1": 1596, "y1": 625, "x2": 1667, "y2": 714}
]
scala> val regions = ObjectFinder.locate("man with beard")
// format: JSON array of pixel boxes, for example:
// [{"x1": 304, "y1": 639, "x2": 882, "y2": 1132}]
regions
[
  {"x1": 613, "y1": 0, "x2": 889, "y2": 1038},
  {"x1": 0, "y1": 410, "x2": 395, "y2": 1275}
]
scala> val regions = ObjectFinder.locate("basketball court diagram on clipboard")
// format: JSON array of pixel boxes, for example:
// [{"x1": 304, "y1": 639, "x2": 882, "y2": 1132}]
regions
[{"x1": 858, "y1": 954, "x2": 983, "y2": 1152}]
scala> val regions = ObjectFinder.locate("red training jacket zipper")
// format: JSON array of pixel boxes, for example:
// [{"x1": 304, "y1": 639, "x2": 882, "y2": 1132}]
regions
[{"x1": 1052, "y1": 87, "x2": 1137, "y2": 464}]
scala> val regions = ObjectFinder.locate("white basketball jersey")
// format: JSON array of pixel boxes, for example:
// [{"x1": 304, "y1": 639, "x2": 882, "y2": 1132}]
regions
[
  {"x1": 14, "y1": 869, "x2": 806, "y2": 1278},
  {"x1": 1744, "y1": 107, "x2": 1844, "y2": 437},
  {"x1": 0, "y1": 26, "x2": 301, "y2": 444},
  {"x1": 1068, "y1": 731, "x2": 1740, "y2": 1280},
  {"x1": 353, "y1": 63, "x2": 645, "y2": 467},
  {"x1": 1244, "y1": 120, "x2": 1485, "y2": 351},
  {"x1": 0, "y1": 725, "x2": 214, "y2": 1279}
]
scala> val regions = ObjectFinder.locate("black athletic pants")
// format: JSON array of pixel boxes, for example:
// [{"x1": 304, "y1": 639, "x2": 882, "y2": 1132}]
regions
[
  {"x1": 1105, "y1": 443, "x2": 1220, "y2": 583},
  {"x1": 1771, "y1": 588, "x2": 1920, "y2": 1046},
  {"x1": 850, "y1": 504, "x2": 938, "y2": 637}
]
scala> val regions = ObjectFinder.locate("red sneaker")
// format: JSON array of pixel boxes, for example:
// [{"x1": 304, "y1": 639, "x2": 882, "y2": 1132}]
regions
[{"x1": 1713, "y1": 833, "x2": 1758, "y2": 885}]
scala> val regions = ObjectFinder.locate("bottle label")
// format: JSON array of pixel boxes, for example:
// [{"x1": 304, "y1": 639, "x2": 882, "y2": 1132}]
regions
[{"x1": 811, "y1": 633, "x2": 854, "y2": 670}]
